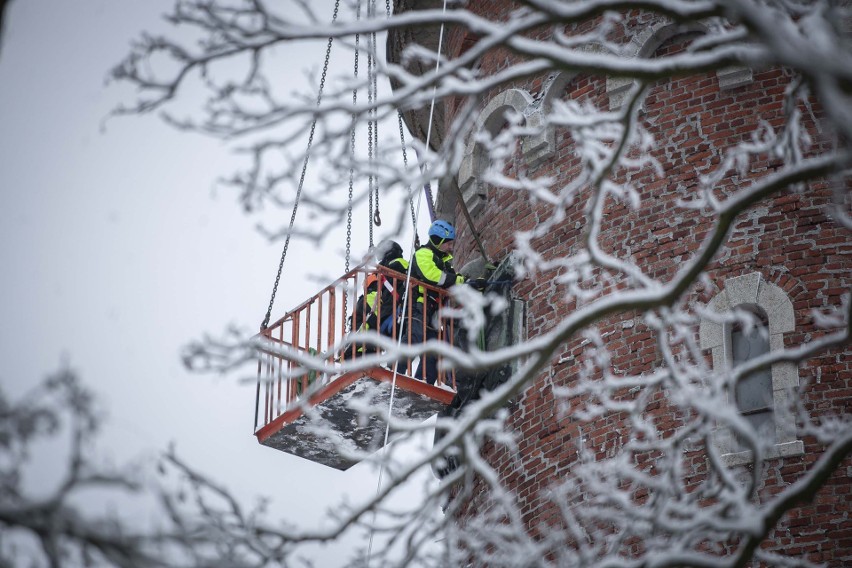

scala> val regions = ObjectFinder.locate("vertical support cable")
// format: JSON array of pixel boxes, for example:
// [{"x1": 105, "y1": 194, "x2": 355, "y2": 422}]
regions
[
  {"x1": 367, "y1": 0, "x2": 450, "y2": 565},
  {"x1": 415, "y1": 0, "x2": 450, "y2": 223}
]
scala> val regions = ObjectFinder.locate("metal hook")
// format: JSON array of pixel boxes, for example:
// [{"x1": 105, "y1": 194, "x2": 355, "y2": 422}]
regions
[{"x1": 373, "y1": 209, "x2": 382, "y2": 226}]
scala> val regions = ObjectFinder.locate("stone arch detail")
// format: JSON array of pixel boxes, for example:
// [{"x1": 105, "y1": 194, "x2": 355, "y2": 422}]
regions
[
  {"x1": 458, "y1": 88, "x2": 536, "y2": 215},
  {"x1": 608, "y1": 21, "x2": 752, "y2": 110},
  {"x1": 539, "y1": 70, "x2": 578, "y2": 112}
]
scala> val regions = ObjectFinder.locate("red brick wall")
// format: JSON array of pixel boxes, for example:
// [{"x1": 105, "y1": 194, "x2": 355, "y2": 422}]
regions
[{"x1": 440, "y1": 4, "x2": 851, "y2": 565}]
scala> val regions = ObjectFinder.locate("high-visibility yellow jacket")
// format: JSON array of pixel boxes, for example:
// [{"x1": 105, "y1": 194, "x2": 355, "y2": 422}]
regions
[{"x1": 410, "y1": 242, "x2": 466, "y2": 312}]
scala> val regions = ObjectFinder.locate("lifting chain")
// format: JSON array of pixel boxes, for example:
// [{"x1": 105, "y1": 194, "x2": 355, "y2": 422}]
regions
[
  {"x1": 366, "y1": 5, "x2": 382, "y2": 246},
  {"x1": 372, "y1": 26, "x2": 382, "y2": 227},
  {"x1": 371, "y1": 20, "x2": 381, "y2": 230},
  {"x1": 368, "y1": 42, "x2": 374, "y2": 249},
  {"x1": 344, "y1": 1, "x2": 361, "y2": 331},
  {"x1": 346, "y1": 31, "x2": 359, "y2": 275},
  {"x1": 262, "y1": 0, "x2": 340, "y2": 330}
]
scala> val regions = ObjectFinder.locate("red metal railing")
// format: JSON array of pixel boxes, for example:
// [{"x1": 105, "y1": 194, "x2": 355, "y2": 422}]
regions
[{"x1": 253, "y1": 264, "x2": 457, "y2": 432}]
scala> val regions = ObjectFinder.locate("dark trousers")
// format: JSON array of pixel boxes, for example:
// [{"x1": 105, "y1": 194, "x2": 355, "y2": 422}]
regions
[{"x1": 396, "y1": 310, "x2": 440, "y2": 384}]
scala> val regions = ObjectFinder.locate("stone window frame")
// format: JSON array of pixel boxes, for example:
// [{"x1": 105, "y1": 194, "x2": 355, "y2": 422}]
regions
[
  {"x1": 699, "y1": 273, "x2": 804, "y2": 467},
  {"x1": 457, "y1": 89, "x2": 544, "y2": 216}
]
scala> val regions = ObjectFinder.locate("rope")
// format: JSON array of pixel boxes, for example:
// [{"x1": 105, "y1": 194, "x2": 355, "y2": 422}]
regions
[
  {"x1": 367, "y1": 0, "x2": 449, "y2": 564},
  {"x1": 414, "y1": 146, "x2": 437, "y2": 222},
  {"x1": 261, "y1": 0, "x2": 341, "y2": 330},
  {"x1": 416, "y1": 1, "x2": 450, "y2": 224}
]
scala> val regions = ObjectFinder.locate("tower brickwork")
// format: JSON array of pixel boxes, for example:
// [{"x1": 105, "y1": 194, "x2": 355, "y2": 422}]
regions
[{"x1": 431, "y1": 4, "x2": 852, "y2": 565}]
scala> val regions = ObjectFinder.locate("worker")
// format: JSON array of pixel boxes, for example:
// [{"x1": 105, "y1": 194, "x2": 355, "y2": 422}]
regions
[
  {"x1": 348, "y1": 240, "x2": 409, "y2": 357},
  {"x1": 370, "y1": 240, "x2": 409, "y2": 338},
  {"x1": 397, "y1": 220, "x2": 486, "y2": 384}
]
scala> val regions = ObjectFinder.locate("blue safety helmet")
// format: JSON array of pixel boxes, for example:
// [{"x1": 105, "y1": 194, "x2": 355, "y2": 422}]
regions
[{"x1": 428, "y1": 220, "x2": 455, "y2": 241}]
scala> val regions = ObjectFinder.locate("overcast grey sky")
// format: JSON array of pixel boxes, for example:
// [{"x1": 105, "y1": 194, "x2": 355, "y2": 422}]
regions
[{"x1": 0, "y1": 0, "x2": 435, "y2": 564}]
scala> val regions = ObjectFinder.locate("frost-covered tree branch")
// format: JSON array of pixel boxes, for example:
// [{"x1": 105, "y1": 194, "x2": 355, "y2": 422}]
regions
[
  {"x1": 0, "y1": 371, "x2": 316, "y2": 567},
  {"x1": 112, "y1": 0, "x2": 852, "y2": 566}
]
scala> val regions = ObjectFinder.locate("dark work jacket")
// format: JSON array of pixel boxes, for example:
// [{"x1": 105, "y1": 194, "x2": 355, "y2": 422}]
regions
[{"x1": 366, "y1": 257, "x2": 409, "y2": 329}]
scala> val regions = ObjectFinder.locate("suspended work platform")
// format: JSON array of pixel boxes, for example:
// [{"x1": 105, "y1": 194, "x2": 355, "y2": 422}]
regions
[{"x1": 253, "y1": 265, "x2": 458, "y2": 470}]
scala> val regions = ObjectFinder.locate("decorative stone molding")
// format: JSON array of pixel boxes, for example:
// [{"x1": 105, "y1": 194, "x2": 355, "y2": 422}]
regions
[
  {"x1": 606, "y1": 76, "x2": 635, "y2": 110},
  {"x1": 519, "y1": 106, "x2": 555, "y2": 168},
  {"x1": 540, "y1": 70, "x2": 577, "y2": 109},
  {"x1": 699, "y1": 272, "x2": 803, "y2": 466},
  {"x1": 717, "y1": 65, "x2": 754, "y2": 90},
  {"x1": 634, "y1": 20, "x2": 699, "y2": 58}
]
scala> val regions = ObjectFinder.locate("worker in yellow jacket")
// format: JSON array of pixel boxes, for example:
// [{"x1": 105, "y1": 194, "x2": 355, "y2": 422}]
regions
[{"x1": 398, "y1": 220, "x2": 485, "y2": 384}]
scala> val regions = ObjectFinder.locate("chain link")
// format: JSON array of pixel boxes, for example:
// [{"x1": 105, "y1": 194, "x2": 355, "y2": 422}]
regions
[
  {"x1": 372, "y1": 25, "x2": 381, "y2": 229},
  {"x1": 346, "y1": 31, "x2": 359, "y2": 275},
  {"x1": 262, "y1": 1, "x2": 341, "y2": 330},
  {"x1": 367, "y1": 27, "x2": 375, "y2": 248},
  {"x1": 343, "y1": 2, "x2": 362, "y2": 331}
]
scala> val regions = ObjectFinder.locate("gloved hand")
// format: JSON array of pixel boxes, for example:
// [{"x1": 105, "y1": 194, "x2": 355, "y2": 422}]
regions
[
  {"x1": 380, "y1": 315, "x2": 396, "y2": 335},
  {"x1": 468, "y1": 278, "x2": 488, "y2": 291}
]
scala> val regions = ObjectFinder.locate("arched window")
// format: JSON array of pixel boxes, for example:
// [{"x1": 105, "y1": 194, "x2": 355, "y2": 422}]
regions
[
  {"x1": 730, "y1": 308, "x2": 773, "y2": 438},
  {"x1": 699, "y1": 273, "x2": 804, "y2": 466}
]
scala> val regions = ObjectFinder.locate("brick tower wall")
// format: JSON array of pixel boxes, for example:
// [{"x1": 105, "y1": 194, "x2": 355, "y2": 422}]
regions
[{"x1": 438, "y1": 4, "x2": 851, "y2": 565}]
